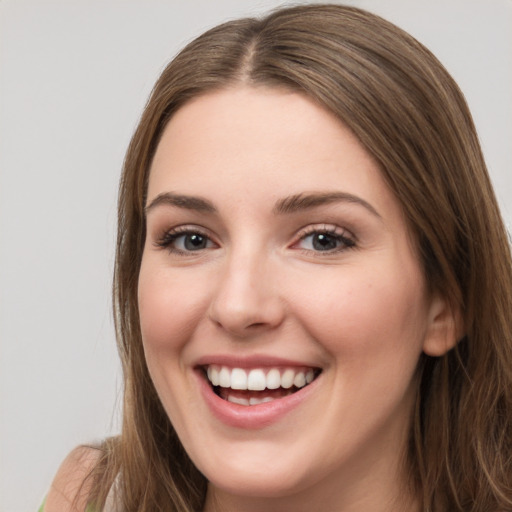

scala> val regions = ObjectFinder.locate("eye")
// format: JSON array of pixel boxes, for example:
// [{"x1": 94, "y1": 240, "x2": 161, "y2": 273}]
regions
[
  {"x1": 294, "y1": 226, "x2": 355, "y2": 253},
  {"x1": 155, "y1": 227, "x2": 217, "y2": 254}
]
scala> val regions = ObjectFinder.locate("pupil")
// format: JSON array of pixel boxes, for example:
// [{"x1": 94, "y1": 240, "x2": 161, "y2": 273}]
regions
[
  {"x1": 313, "y1": 233, "x2": 337, "y2": 251},
  {"x1": 185, "y1": 234, "x2": 206, "y2": 250}
]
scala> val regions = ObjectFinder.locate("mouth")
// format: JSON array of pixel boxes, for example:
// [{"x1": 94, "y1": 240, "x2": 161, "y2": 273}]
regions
[{"x1": 202, "y1": 365, "x2": 322, "y2": 406}]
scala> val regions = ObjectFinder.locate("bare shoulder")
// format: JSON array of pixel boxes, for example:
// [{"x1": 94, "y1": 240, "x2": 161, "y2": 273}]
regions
[{"x1": 44, "y1": 445, "x2": 101, "y2": 512}]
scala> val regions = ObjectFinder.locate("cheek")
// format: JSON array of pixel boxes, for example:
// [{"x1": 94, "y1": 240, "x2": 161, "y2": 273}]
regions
[
  {"x1": 137, "y1": 260, "x2": 210, "y2": 358},
  {"x1": 288, "y1": 262, "x2": 429, "y2": 440},
  {"x1": 290, "y1": 262, "x2": 429, "y2": 367}
]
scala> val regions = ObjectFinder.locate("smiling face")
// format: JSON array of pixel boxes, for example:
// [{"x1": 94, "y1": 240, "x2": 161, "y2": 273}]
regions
[{"x1": 138, "y1": 87, "x2": 450, "y2": 511}]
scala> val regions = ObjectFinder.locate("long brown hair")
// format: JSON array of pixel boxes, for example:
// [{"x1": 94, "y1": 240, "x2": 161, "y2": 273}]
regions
[{"x1": 87, "y1": 4, "x2": 512, "y2": 511}]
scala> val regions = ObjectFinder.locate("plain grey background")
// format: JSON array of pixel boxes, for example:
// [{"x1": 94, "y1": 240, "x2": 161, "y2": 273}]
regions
[{"x1": 0, "y1": 1, "x2": 511, "y2": 510}]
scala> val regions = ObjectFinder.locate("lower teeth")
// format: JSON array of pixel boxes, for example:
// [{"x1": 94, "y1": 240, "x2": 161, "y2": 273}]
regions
[
  {"x1": 215, "y1": 386, "x2": 297, "y2": 406},
  {"x1": 227, "y1": 395, "x2": 275, "y2": 406}
]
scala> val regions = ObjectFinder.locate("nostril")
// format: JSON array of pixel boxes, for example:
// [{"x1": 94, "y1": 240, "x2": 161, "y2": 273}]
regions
[{"x1": 247, "y1": 322, "x2": 265, "y2": 329}]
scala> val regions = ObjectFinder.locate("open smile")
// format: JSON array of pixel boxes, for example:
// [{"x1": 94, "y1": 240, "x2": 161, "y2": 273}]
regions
[{"x1": 203, "y1": 365, "x2": 322, "y2": 407}]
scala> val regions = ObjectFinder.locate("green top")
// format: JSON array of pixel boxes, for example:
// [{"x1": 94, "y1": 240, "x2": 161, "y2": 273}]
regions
[{"x1": 38, "y1": 497, "x2": 96, "y2": 512}]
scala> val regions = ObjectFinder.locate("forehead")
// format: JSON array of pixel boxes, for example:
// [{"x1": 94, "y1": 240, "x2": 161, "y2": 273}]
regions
[{"x1": 148, "y1": 87, "x2": 387, "y2": 200}]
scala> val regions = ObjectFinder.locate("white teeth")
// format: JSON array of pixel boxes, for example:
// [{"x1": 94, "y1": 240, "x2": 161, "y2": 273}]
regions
[
  {"x1": 247, "y1": 369, "x2": 266, "y2": 390},
  {"x1": 206, "y1": 365, "x2": 317, "y2": 391},
  {"x1": 226, "y1": 395, "x2": 275, "y2": 406},
  {"x1": 219, "y1": 367, "x2": 231, "y2": 388},
  {"x1": 249, "y1": 396, "x2": 274, "y2": 405},
  {"x1": 293, "y1": 372, "x2": 306, "y2": 388},
  {"x1": 230, "y1": 368, "x2": 247, "y2": 390},
  {"x1": 207, "y1": 366, "x2": 219, "y2": 386},
  {"x1": 266, "y1": 368, "x2": 281, "y2": 389},
  {"x1": 281, "y1": 369, "x2": 295, "y2": 389},
  {"x1": 227, "y1": 395, "x2": 250, "y2": 406}
]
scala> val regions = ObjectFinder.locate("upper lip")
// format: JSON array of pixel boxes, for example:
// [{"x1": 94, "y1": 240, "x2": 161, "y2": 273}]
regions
[{"x1": 193, "y1": 354, "x2": 321, "y2": 370}]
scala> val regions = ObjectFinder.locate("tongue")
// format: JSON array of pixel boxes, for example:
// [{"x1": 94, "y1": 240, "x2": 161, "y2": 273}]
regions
[{"x1": 218, "y1": 387, "x2": 295, "y2": 401}]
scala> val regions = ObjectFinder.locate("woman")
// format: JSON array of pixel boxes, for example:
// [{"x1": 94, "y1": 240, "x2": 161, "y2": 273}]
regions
[{"x1": 44, "y1": 4, "x2": 512, "y2": 511}]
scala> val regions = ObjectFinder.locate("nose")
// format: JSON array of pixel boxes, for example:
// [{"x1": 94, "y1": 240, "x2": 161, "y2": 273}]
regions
[{"x1": 208, "y1": 251, "x2": 285, "y2": 337}]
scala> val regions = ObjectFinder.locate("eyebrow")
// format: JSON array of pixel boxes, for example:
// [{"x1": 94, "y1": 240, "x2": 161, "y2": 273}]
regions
[
  {"x1": 145, "y1": 192, "x2": 217, "y2": 215},
  {"x1": 144, "y1": 190, "x2": 380, "y2": 218},
  {"x1": 273, "y1": 192, "x2": 381, "y2": 218}
]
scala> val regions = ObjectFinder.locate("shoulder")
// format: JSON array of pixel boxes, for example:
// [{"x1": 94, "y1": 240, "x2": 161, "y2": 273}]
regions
[{"x1": 44, "y1": 445, "x2": 101, "y2": 512}]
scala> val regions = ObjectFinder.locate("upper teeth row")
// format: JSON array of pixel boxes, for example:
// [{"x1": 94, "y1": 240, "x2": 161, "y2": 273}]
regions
[{"x1": 206, "y1": 365, "x2": 315, "y2": 391}]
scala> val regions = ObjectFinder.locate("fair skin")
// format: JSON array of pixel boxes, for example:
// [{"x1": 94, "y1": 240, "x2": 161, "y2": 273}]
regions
[
  {"x1": 44, "y1": 446, "x2": 99, "y2": 511},
  {"x1": 138, "y1": 86, "x2": 456, "y2": 512},
  {"x1": 47, "y1": 86, "x2": 457, "y2": 511}
]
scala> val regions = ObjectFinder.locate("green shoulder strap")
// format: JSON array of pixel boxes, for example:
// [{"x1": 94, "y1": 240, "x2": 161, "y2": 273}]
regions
[{"x1": 38, "y1": 497, "x2": 97, "y2": 512}]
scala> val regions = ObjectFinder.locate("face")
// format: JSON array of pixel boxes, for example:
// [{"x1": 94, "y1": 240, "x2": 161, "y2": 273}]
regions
[{"x1": 138, "y1": 87, "x2": 447, "y2": 509}]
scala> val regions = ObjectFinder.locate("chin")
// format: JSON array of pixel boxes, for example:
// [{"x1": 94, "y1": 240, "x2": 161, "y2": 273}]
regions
[
  {"x1": 206, "y1": 465, "x2": 310, "y2": 499},
  {"x1": 194, "y1": 440, "x2": 326, "y2": 500}
]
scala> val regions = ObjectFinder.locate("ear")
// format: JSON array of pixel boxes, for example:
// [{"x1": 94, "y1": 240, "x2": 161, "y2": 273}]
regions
[{"x1": 422, "y1": 294, "x2": 464, "y2": 357}]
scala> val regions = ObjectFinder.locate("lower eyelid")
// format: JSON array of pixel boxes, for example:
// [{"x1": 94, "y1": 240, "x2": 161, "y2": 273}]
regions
[{"x1": 291, "y1": 224, "x2": 357, "y2": 252}]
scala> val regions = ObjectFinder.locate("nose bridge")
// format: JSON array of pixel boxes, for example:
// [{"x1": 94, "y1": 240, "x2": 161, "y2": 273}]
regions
[{"x1": 208, "y1": 241, "x2": 284, "y2": 336}]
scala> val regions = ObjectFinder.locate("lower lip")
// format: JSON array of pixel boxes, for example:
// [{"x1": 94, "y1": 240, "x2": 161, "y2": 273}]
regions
[{"x1": 196, "y1": 370, "x2": 319, "y2": 429}]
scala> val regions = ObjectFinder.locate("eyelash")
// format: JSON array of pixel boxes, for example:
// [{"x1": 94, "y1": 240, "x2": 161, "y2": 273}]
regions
[
  {"x1": 154, "y1": 224, "x2": 356, "y2": 256},
  {"x1": 154, "y1": 226, "x2": 215, "y2": 255},
  {"x1": 293, "y1": 225, "x2": 356, "y2": 254}
]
